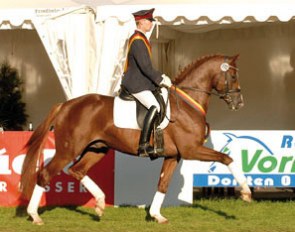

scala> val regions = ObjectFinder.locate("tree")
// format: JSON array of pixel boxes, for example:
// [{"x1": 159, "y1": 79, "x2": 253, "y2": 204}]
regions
[{"x1": 0, "y1": 61, "x2": 28, "y2": 130}]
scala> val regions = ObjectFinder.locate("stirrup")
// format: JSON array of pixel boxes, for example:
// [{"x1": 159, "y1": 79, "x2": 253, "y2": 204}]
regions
[{"x1": 138, "y1": 143, "x2": 163, "y2": 160}]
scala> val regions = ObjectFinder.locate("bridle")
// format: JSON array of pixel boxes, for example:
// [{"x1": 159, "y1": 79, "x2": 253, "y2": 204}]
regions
[{"x1": 218, "y1": 61, "x2": 241, "y2": 104}]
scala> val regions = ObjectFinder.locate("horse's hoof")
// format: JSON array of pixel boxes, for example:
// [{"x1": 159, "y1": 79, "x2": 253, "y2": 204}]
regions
[
  {"x1": 32, "y1": 220, "x2": 44, "y2": 226},
  {"x1": 95, "y1": 197, "x2": 105, "y2": 217},
  {"x1": 29, "y1": 213, "x2": 44, "y2": 225},
  {"x1": 151, "y1": 214, "x2": 169, "y2": 224},
  {"x1": 240, "y1": 191, "x2": 252, "y2": 203}
]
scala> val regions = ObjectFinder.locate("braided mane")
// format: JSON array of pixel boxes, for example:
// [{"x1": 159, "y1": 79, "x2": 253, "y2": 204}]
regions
[{"x1": 174, "y1": 54, "x2": 224, "y2": 84}]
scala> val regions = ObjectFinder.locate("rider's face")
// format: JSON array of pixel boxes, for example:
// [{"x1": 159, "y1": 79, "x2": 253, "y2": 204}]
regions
[{"x1": 138, "y1": 19, "x2": 153, "y2": 33}]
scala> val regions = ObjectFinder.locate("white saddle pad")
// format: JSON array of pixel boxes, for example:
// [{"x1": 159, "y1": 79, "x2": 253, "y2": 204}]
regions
[{"x1": 114, "y1": 88, "x2": 170, "y2": 130}]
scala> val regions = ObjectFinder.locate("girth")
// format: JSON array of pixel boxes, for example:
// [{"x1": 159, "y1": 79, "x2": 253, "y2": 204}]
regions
[{"x1": 118, "y1": 85, "x2": 167, "y2": 129}]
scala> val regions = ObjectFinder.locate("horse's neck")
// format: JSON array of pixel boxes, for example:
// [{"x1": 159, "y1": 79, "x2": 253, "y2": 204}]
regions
[{"x1": 178, "y1": 69, "x2": 213, "y2": 113}]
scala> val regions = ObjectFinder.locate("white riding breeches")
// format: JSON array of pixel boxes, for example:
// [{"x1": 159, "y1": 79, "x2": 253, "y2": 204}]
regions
[{"x1": 132, "y1": 90, "x2": 160, "y2": 112}]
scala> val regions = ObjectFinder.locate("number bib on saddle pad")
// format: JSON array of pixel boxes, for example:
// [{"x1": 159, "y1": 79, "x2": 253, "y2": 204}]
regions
[{"x1": 113, "y1": 87, "x2": 170, "y2": 130}]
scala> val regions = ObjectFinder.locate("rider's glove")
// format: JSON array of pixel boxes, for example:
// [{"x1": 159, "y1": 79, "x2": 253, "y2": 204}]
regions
[{"x1": 160, "y1": 74, "x2": 172, "y2": 88}]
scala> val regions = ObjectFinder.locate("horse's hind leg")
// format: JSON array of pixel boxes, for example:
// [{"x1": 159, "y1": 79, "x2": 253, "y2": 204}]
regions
[
  {"x1": 150, "y1": 156, "x2": 179, "y2": 224},
  {"x1": 27, "y1": 151, "x2": 79, "y2": 225},
  {"x1": 185, "y1": 145, "x2": 251, "y2": 202},
  {"x1": 68, "y1": 149, "x2": 107, "y2": 217},
  {"x1": 27, "y1": 185, "x2": 45, "y2": 225}
]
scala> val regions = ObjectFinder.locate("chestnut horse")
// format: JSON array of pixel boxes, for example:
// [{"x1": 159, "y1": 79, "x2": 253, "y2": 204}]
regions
[{"x1": 20, "y1": 54, "x2": 251, "y2": 225}]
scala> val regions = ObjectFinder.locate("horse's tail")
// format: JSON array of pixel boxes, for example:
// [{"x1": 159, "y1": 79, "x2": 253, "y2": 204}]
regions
[{"x1": 20, "y1": 103, "x2": 63, "y2": 200}]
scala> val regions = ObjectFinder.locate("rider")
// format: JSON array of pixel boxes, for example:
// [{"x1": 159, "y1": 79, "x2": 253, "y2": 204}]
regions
[{"x1": 121, "y1": 8, "x2": 172, "y2": 158}]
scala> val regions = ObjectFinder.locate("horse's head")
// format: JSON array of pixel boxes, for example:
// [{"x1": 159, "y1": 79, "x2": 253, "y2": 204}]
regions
[
  {"x1": 212, "y1": 55, "x2": 244, "y2": 110},
  {"x1": 173, "y1": 54, "x2": 244, "y2": 112}
]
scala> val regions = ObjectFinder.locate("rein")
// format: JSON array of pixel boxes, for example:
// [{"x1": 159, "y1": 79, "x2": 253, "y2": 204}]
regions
[
  {"x1": 177, "y1": 86, "x2": 219, "y2": 97},
  {"x1": 178, "y1": 85, "x2": 240, "y2": 100}
]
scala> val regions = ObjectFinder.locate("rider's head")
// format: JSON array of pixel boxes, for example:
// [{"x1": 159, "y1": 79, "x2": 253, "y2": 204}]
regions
[{"x1": 132, "y1": 8, "x2": 155, "y2": 33}]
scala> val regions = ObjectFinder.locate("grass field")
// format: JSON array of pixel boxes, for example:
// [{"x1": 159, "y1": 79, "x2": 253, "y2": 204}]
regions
[{"x1": 1, "y1": 199, "x2": 295, "y2": 232}]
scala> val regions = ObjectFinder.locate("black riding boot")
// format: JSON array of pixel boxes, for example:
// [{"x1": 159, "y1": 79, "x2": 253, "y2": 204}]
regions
[{"x1": 138, "y1": 106, "x2": 160, "y2": 159}]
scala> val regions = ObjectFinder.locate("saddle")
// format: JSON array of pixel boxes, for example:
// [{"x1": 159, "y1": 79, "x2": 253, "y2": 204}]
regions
[{"x1": 118, "y1": 85, "x2": 167, "y2": 129}]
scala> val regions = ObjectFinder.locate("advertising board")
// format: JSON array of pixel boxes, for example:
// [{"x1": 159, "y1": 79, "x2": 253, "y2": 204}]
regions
[
  {"x1": 0, "y1": 132, "x2": 114, "y2": 207},
  {"x1": 193, "y1": 131, "x2": 295, "y2": 187}
]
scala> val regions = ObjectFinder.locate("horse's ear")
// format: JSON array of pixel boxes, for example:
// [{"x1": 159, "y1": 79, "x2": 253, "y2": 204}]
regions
[
  {"x1": 232, "y1": 54, "x2": 240, "y2": 62},
  {"x1": 229, "y1": 54, "x2": 239, "y2": 66}
]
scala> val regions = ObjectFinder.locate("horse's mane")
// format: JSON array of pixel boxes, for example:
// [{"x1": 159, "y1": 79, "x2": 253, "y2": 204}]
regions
[{"x1": 174, "y1": 54, "x2": 224, "y2": 84}]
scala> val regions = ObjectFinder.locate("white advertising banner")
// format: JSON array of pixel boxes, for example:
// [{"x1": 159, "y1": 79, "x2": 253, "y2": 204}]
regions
[{"x1": 193, "y1": 131, "x2": 295, "y2": 188}]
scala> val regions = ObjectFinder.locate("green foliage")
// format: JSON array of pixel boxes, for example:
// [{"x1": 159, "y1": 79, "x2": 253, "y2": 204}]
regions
[{"x1": 0, "y1": 61, "x2": 28, "y2": 130}]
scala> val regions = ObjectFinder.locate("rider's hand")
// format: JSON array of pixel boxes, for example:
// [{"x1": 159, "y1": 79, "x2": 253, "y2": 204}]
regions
[{"x1": 160, "y1": 74, "x2": 172, "y2": 88}]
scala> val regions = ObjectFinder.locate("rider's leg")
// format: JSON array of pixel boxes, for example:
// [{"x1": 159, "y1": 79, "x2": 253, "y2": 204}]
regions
[
  {"x1": 132, "y1": 91, "x2": 160, "y2": 157},
  {"x1": 132, "y1": 90, "x2": 160, "y2": 112},
  {"x1": 138, "y1": 105, "x2": 159, "y2": 156}
]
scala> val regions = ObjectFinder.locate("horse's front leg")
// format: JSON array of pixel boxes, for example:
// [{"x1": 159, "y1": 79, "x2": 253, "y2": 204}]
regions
[
  {"x1": 150, "y1": 156, "x2": 179, "y2": 224},
  {"x1": 183, "y1": 145, "x2": 252, "y2": 202}
]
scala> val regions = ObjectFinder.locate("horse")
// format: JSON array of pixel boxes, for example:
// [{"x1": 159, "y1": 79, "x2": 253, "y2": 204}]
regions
[{"x1": 20, "y1": 54, "x2": 251, "y2": 225}]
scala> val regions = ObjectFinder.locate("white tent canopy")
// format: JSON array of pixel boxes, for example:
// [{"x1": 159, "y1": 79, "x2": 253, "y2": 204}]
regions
[
  {"x1": 97, "y1": 2, "x2": 295, "y2": 23},
  {"x1": 1, "y1": 0, "x2": 295, "y2": 98}
]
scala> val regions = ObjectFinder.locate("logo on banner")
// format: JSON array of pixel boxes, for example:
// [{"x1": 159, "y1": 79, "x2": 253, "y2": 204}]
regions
[{"x1": 193, "y1": 131, "x2": 295, "y2": 187}]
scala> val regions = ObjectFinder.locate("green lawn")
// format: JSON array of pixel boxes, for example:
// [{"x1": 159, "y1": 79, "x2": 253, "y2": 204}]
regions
[{"x1": 1, "y1": 199, "x2": 295, "y2": 232}]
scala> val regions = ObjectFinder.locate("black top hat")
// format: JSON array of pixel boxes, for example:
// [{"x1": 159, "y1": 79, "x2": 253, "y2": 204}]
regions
[{"x1": 132, "y1": 8, "x2": 155, "y2": 21}]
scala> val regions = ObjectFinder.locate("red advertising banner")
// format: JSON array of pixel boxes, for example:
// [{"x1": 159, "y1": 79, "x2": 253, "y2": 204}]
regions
[{"x1": 0, "y1": 132, "x2": 114, "y2": 207}]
